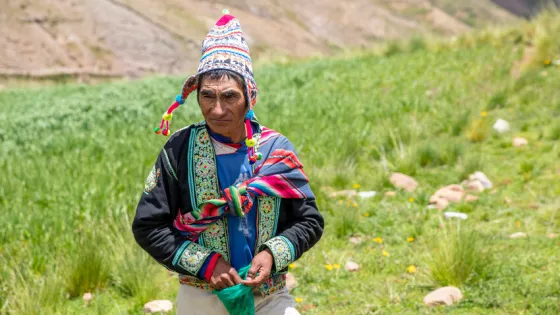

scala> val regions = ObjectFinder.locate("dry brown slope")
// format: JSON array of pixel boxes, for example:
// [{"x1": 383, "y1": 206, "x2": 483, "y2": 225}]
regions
[{"x1": 0, "y1": 0, "x2": 518, "y2": 81}]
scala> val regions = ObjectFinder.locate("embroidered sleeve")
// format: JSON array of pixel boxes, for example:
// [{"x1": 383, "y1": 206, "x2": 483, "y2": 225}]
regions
[
  {"x1": 261, "y1": 236, "x2": 295, "y2": 273},
  {"x1": 172, "y1": 241, "x2": 215, "y2": 276}
]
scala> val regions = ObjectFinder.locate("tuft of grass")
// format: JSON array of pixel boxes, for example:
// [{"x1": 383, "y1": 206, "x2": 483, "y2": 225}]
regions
[
  {"x1": 466, "y1": 117, "x2": 491, "y2": 143},
  {"x1": 424, "y1": 222, "x2": 490, "y2": 287},
  {"x1": 109, "y1": 214, "x2": 164, "y2": 307},
  {"x1": 333, "y1": 205, "x2": 362, "y2": 238},
  {"x1": 66, "y1": 233, "x2": 111, "y2": 298}
]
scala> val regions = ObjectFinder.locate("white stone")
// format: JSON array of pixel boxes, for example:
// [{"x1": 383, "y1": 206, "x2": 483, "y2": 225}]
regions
[
  {"x1": 329, "y1": 190, "x2": 357, "y2": 198},
  {"x1": 358, "y1": 191, "x2": 377, "y2": 199},
  {"x1": 464, "y1": 180, "x2": 485, "y2": 192},
  {"x1": 143, "y1": 300, "x2": 173, "y2": 313},
  {"x1": 345, "y1": 261, "x2": 360, "y2": 272},
  {"x1": 465, "y1": 195, "x2": 479, "y2": 202},
  {"x1": 430, "y1": 185, "x2": 465, "y2": 204},
  {"x1": 444, "y1": 212, "x2": 468, "y2": 220},
  {"x1": 436, "y1": 198, "x2": 450, "y2": 210},
  {"x1": 509, "y1": 232, "x2": 527, "y2": 239},
  {"x1": 348, "y1": 236, "x2": 362, "y2": 244},
  {"x1": 390, "y1": 173, "x2": 419, "y2": 192},
  {"x1": 286, "y1": 272, "x2": 298, "y2": 291},
  {"x1": 469, "y1": 172, "x2": 493, "y2": 189},
  {"x1": 512, "y1": 137, "x2": 528, "y2": 147},
  {"x1": 83, "y1": 292, "x2": 93, "y2": 303},
  {"x1": 493, "y1": 119, "x2": 510, "y2": 134},
  {"x1": 423, "y1": 286, "x2": 463, "y2": 306}
]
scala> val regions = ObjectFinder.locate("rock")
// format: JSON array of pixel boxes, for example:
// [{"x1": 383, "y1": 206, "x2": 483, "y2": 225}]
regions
[
  {"x1": 385, "y1": 191, "x2": 396, "y2": 197},
  {"x1": 348, "y1": 236, "x2": 362, "y2": 245},
  {"x1": 143, "y1": 300, "x2": 173, "y2": 313},
  {"x1": 390, "y1": 173, "x2": 418, "y2": 192},
  {"x1": 444, "y1": 212, "x2": 468, "y2": 220},
  {"x1": 493, "y1": 119, "x2": 510, "y2": 134},
  {"x1": 358, "y1": 191, "x2": 377, "y2": 199},
  {"x1": 430, "y1": 185, "x2": 465, "y2": 204},
  {"x1": 547, "y1": 233, "x2": 558, "y2": 239},
  {"x1": 465, "y1": 195, "x2": 479, "y2": 202},
  {"x1": 509, "y1": 232, "x2": 527, "y2": 239},
  {"x1": 286, "y1": 272, "x2": 298, "y2": 291},
  {"x1": 83, "y1": 292, "x2": 93, "y2": 303},
  {"x1": 468, "y1": 172, "x2": 493, "y2": 189},
  {"x1": 512, "y1": 137, "x2": 528, "y2": 147},
  {"x1": 423, "y1": 286, "x2": 463, "y2": 306},
  {"x1": 329, "y1": 190, "x2": 357, "y2": 198},
  {"x1": 345, "y1": 261, "x2": 360, "y2": 272},
  {"x1": 464, "y1": 180, "x2": 485, "y2": 193},
  {"x1": 435, "y1": 198, "x2": 449, "y2": 210}
]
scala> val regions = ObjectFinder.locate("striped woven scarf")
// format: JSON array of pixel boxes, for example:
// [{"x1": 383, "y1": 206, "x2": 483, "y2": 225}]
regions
[{"x1": 174, "y1": 149, "x2": 312, "y2": 241}]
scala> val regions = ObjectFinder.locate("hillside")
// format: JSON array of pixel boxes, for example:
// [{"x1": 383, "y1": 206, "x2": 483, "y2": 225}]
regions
[
  {"x1": 0, "y1": 9, "x2": 559, "y2": 315},
  {"x1": 0, "y1": 0, "x2": 518, "y2": 83}
]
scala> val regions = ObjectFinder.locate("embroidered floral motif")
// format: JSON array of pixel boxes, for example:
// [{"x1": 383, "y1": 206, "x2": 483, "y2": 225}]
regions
[
  {"x1": 190, "y1": 126, "x2": 231, "y2": 262},
  {"x1": 258, "y1": 274, "x2": 287, "y2": 297},
  {"x1": 178, "y1": 274, "x2": 212, "y2": 291},
  {"x1": 144, "y1": 166, "x2": 161, "y2": 193},
  {"x1": 262, "y1": 236, "x2": 295, "y2": 272},
  {"x1": 201, "y1": 219, "x2": 230, "y2": 262},
  {"x1": 193, "y1": 128, "x2": 220, "y2": 206},
  {"x1": 255, "y1": 196, "x2": 278, "y2": 250},
  {"x1": 176, "y1": 242, "x2": 212, "y2": 275}
]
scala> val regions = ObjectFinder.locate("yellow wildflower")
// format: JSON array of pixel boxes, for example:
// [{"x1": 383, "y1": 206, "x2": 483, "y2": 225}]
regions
[
  {"x1": 325, "y1": 264, "x2": 333, "y2": 271},
  {"x1": 363, "y1": 212, "x2": 370, "y2": 217},
  {"x1": 353, "y1": 203, "x2": 358, "y2": 208},
  {"x1": 289, "y1": 263, "x2": 296, "y2": 269},
  {"x1": 353, "y1": 183, "x2": 361, "y2": 189},
  {"x1": 337, "y1": 200, "x2": 343, "y2": 205},
  {"x1": 409, "y1": 197, "x2": 414, "y2": 203},
  {"x1": 407, "y1": 265, "x2": 417, "y2": 273},
  {"x1": 333, "y1": 264, "x2": 341, "y2": 269},
  {"x1": 544, "y1": 59, "x2": 551, "y2": 65},
  {"x1": 295, "y1": 297, "x2": 303, "y2": 303},
  {"x1": 407, "y1": 236, "x2": 414, "y2": 242},
  {"x1": 382, "y1": 250, "x2": 389, "y2": 257},
  {"x1": 481, "y1": 111, "x2": 488, "y2": 117},
  {"x1": 516, "y1": 221, "x2": 521, "y2": 228},
  {"x1": 373, "y1": 237, "x2": 383, "y2": 244}
]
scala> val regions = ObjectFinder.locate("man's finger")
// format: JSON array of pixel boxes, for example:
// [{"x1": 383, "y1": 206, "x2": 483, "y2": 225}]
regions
[
  {"x1": 229, "y1": 269, "x2": 243, "y2": 284},
  {"x1": 212, "y1": 280, "x2": 225, "y2": 291},
  {"x1": 242, "y1": 268, "x2": 269, "y2": 286},
  {"x1": 247, "y1": 262, "x2": 260, "y2": 279},
  {"x1": 221, "y1": 274, "x2": 235, "y2": 287}
]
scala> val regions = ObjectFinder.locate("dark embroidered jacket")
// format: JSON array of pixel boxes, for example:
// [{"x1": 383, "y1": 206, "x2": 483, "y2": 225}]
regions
[{"x1": 132, "y1": 122, "x2": 324, "y2": 294}]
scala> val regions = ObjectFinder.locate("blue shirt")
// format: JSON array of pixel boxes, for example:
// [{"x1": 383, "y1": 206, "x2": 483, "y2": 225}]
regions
[{"x1": 198, "y1": 131, "x2": 258, "y2": 277}]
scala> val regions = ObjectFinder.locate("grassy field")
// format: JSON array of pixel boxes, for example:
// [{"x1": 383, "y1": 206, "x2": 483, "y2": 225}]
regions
[{"x1": 1, "y1": 10, "x2": 559, "y2": 315}]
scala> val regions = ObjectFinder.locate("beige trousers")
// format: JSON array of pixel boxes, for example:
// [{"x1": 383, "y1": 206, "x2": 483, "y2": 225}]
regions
[{"x1": 176, "y1": 285, "x2": 300, "y2": 315}]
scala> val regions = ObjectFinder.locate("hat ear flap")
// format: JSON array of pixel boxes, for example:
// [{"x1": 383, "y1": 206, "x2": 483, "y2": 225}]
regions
[
  {"x1": 154, "y1": 75, "x2": 199, "y2": 136},
  {"x1": 181, "y1": 75, "x2": 198, "y2": 101}
]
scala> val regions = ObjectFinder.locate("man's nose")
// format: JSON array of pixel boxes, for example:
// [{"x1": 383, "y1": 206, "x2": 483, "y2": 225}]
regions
[{"x1": 212, "y1": 100, "x2": 226, "y2": 116}]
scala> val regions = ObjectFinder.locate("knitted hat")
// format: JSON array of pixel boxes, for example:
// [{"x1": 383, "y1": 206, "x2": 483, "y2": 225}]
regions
[{"x1": 155, "y1": 9, "x2": 261, "y2": 163}]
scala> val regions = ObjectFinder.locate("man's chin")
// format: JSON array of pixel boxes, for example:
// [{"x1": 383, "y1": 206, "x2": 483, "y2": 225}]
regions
[{"x1": 207, "y1": 121, "x2": 231, "y2": 134}]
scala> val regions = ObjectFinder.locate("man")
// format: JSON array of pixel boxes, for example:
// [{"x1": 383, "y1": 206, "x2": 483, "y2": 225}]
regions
[{"x1": 132, "y1": 10, "x2": 324, "y2": 315}]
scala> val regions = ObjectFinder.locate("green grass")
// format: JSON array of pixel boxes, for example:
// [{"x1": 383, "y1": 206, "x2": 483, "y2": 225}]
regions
[{"x1": 1, "y1": 10, "x2": 559, "y2": 315}]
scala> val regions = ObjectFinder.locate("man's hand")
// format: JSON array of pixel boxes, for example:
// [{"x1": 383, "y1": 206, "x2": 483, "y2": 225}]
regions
[
  {"x1": 242, "y1": 249, "x2": 274, "y2": 287},
  {"x1": 210, "y1": 257, "x2": 243, "y2": 290}
]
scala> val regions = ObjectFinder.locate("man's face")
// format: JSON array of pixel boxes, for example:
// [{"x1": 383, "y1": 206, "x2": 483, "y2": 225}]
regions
[{"x1": 198, "y1": 75, "x2": 247, "y2": 137}]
